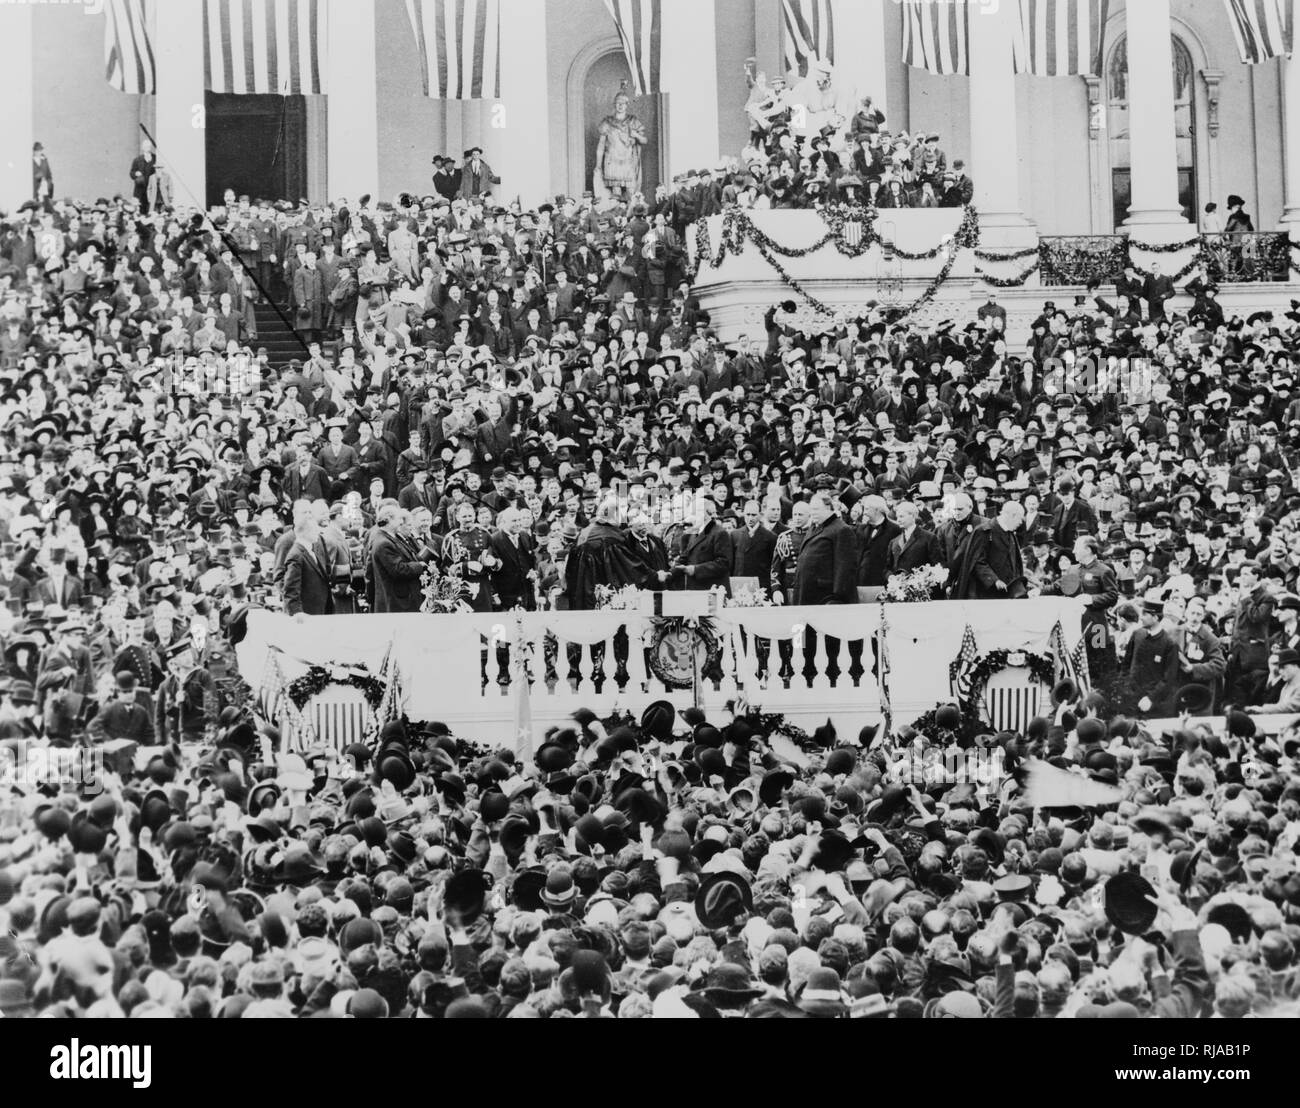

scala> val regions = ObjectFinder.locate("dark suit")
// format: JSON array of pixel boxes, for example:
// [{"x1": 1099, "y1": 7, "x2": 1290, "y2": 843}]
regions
[
  {"x1": 489, "y1": 529, "x2": 537, "y2": 610},
  {"x1": 1125, "y1": 626, "x2": 1181, "y2": 715},
  {"x1": 855, "y1": 518, "x2": 901, "y2": 587},
  {"x1": 628, "y1": 531, "x2": 670, "y2": 580},
  {"x1": 34, "y1": 573, "x2": 84, "y2": 610},
  {"x1": 670, "y1": 521, "x2": 731, "y2": 591},
  {"x1": 458, "y1": 158, "x2": 501, "y2": 198},
  {"x1": 284, "y1": 464, "x2": 331, "y2": 503},
  {"x1": 792, "y1": 514, "x2": 859, "y2": 685},
  {"x1": 1143, "y1": 273, "x2": 1175, "y2": 321},
  {"x1": 370, "y1": 530, "x2": 427, "y2": 613},
  {"x1": 129, "y1": 153, "x2": 157, "y2": 212},
  {"x1": 792, "y1": 516, "x2": 859, "y2": 605},
  {"x1": 887, "y1": 527, "x2": 943, "y2": 574},
  {"x1": 729, "y1": 525, "x2": 777, "y2": 584},
  {"x1": 397, "y1": 480, "x2": 439, "y2": 515},
  {"x1": 282, "y1": 541, "x2": 336, "y2": 616},
  {"x1": 1050, "y1": 498, "x2": 1098, "y2": 549},
  {"x1": 956, "y1": 522, "x2": 1025, "y2": 600}
]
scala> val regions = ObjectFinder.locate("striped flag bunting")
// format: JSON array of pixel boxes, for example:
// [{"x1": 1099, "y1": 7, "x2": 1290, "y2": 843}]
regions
[
  {"x1": 876, "y1": 614, "x2": 893, "y2": 739},
  {"x1": 900, "y1": 0, "x2": 971, "y2": 76},
  {"x1": 104, "y1": 0, "x2": 156, "y2": 94},
  {"x1": 406, "y1": 0, "x2": 502, "y2": 99},
  {"x1": 949, "y1": 624, "x2": 979, "y2": 702},
  {"x1": 1223, "y1": 0, "x2": 1294, "y2": 64},
  {"x1": 603, "y1": 0, "x2": 661, "y2": 95},
  {"x1": 1071, "y1": 637, "x2": 1092, "y2": 697},
  {"x1": 203, "y1": 0, "x2": 325, "y2": 95},
  {"x1": 983, "y1": 673, "x2": 1044, "y2": 736},
  {"x1": 1012, "y1": 0, "x2": 1110, "y2": 76},
  {"x1": 782, "y1": 0, "x2": 835, "y2": 77},
  {"x1": 1049, "y1": 620, "x2": 1091, "y2": 698}
]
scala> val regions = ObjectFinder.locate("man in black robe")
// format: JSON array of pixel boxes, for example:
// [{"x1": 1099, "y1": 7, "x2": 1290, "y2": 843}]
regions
[{"x1": 564, "y1": 500, "x2": 652, "y2": 611}]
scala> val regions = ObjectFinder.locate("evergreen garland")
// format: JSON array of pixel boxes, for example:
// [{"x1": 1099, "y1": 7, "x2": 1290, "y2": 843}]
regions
[{"x1": 287, "y1": 666, "x2": 386, "y2": 711}]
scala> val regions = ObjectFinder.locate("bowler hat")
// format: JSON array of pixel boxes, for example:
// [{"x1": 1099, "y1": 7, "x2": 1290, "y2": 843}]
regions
[
  {"x1": 1175, "y1": 684, "x2": 1213, "y2": 714},
  {"x1": 695, "y1": 871, "x2": 753, "y2": 928},
  {"x1": 1103, "y1": 871, "x2": 1158, "y2": 935}
]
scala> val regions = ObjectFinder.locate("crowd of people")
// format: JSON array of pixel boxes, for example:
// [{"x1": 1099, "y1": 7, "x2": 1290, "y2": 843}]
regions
[{"x1": 0, "y1": 111, "x2": 1298, "y2": 1017}]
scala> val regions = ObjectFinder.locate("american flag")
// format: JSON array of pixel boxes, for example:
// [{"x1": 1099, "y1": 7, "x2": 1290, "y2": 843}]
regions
[
  {"x1": 406, "y1": 0, "x2": 501, "y2": 99},
  {"x1": 1049, "y1": 619, "x2": 1091, "y2": 697},
  {"x1": 782, "y1": 0, "x2": 835, "y2": 77},
  {"x1": 104, "y1": 0, "x2": 156, "y2": 95},
  {"x1": 949, "y1": 624, "x2": 979, "y2": 703},
  {"x1": 1224, "y1": 0, "x2": 1294, "y2": 64},
  {"x1": 877, "y1": 607, "x2": 893, "y2": 738},
  {"x1": 900, "y1": 0, "x2": 971, "y2": 77},
  {"x1": 1012, "y1": 0, "x2": 1110, "y2": 77},
  {"x1": 604, "y1": 0, "x2": 662, "y2": 96},
  {"x1": 203, "y1": 0, "x2": 326, "y2": 95}
]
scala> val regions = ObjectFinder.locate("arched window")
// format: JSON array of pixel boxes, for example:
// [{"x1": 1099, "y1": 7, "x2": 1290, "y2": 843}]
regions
[{"x1": 1106, "y1": 34, "x2": 1196, "y2": 227}]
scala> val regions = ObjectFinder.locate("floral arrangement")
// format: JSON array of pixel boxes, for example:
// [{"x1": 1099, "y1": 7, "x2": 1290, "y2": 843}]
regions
[
  {"x1": 883, "y1": 564, "x2": 949, "y2": 602},
  {"x1": 287, "y1": 665, "x2": 386, "y2": 711},
  {"x1": 726, "y1": 584, "x2": 775, "y2": 607},
  {"x1": 421, "y1": 565, "x2": 472, "y2": 614},
  {"x1": 594, "y1": 584, "x2": 643, "y2": 611}
]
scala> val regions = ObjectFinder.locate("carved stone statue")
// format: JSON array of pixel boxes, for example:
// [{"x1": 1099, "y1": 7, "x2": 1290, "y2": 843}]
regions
[{"x1": 594, "y1": 90, "x2": 647, "y2": 201}]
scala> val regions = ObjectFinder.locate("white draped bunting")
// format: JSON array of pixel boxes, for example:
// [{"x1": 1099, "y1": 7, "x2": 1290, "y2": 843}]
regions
[{"x1": 237, "y1": 599, "x2": 1087, "y2": 735}]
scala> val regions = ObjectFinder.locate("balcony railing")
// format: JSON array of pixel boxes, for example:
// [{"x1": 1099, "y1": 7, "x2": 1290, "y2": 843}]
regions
[
  {"x1": 1200, "y1": 232, "x2": 1291, "y2": 283},
  {"x1": 1038, "y1": 232, "x2": 1292, "y2": 286},
  {"x1": 1039, "y1": 235, "x2": 1130, "y2": 287}
]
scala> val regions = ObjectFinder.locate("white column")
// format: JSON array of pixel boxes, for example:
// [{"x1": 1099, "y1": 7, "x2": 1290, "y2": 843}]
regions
[
  {"x1": 326, "y1": 0, "x2": 378, "y2": 205},
  {"x1": 832, "y1": 0, "x2": 888, "y2": 120},
  {"x1": 494, "y1": 0, "x2": 551, "y2": 207},
  {"x1": 967, "y1": 0, "x2": 1035, "y2": 249},
  {"x1": 1279, "y1": 47, "x2": 1300, "y2": 234},
  {"x1": 0, "y1": 4, "x2": 34, "y2": 212},
  {"x1": 154, "y1": 0, "x2": 207, "y2": 211},
  {"x1": 661, "y1": 0, "x2": 721, "y2": 176},
  {"x1": 1120, "y1": 0, "x2": 1188, "y2": 238}
]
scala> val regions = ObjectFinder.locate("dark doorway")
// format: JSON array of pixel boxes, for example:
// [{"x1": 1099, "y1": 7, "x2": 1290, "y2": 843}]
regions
[
  {"x1": 205, "y1": 93, "x2": 307, "y2": 208},
  {"x1": 582, "y1": 52, "x2": 662, "y2": 200}
]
